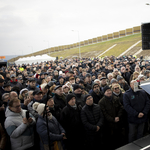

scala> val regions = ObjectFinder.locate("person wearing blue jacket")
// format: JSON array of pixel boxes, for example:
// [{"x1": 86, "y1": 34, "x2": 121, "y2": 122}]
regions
[
  {"x1": 36, "y1": 103, "x2": 66, "y2": 150},
  {"x1": 123, "y1": 80, "x2": 150, "y2": 143}
]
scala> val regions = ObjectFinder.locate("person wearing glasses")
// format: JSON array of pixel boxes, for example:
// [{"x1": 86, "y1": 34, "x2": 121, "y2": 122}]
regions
[{"x1": 4, "y1": 98, "x2": 36, "y2": 150}]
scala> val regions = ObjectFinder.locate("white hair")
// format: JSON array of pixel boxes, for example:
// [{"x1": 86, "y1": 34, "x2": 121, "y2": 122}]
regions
[
  {"x1": 107, "y1": 73, "x2": 113, "y2": 78},
  {"x1": 40, "y1": 83, "x2": 47, "y2": 91}
]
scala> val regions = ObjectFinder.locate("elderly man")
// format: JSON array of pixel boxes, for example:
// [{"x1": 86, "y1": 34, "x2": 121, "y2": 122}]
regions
[
  {"x1": 123, "y1": 80, "x2": 150, "y2": 143},
  {"x1": 4, "y1": 98, "x2": 36, "y2": 150},
  {"x1": 81, "y1": 94, "x2": 104, "y2": 150},
  {"x1": 99, "y1": 86, "x2": 123, "y2": 149},
  {"x1": 60, "y1": 93, "x2": 84, "y2": 150}
]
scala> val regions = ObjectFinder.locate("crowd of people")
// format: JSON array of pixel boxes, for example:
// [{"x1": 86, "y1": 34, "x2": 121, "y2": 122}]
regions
[{"x1": 0, "y1": 55, "x2": 150, "y2": 150}]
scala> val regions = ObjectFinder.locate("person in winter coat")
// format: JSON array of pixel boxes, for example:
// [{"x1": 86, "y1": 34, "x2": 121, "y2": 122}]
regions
[
  {"x1": 4, "y1": 98, "x2": 36, "y2": 150},
  {"x1": 60, "y1": 93, "x2": 84, "y2": 150},
  {"x1": 10, "y1": 74, "x2": 23, "y2": 90},
  {"x1": 123, "y1": 80, "x2": 150, "y2": 143},
  {"x1": 26, "y1": 78, "x2": 39, "y2": 91},
  {"x1": 81, "y1": 94, "x2": 104, "y2": 150},
  {"x1": 91, "y1": 83, "x2": 103, "y2": 104},
  {"x1": 36, "y1": 103, "x2": 66, "y2": 150},
  {"x1": 73, "y1": 84, "x2": 85, "y2": 107},
  {"x1": 99, "y1": 86, "x2": 124, "y2": 149},
  {"x1": 53, "y1": 85, "x2": 66, "y2": 111}
]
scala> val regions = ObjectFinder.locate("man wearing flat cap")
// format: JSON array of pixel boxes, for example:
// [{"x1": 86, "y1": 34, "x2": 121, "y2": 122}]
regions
[
  {"x1": 100, "y1": 77, "x2": 108, "y2": 91},
  {"x1": 98, "y1": 86, "x2": 123, "y2": 149}
]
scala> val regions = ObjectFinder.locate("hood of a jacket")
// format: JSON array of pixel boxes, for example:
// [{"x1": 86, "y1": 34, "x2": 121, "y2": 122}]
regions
[{"x1": 5, "y1": 107, "x2": 23, "y2": 118}]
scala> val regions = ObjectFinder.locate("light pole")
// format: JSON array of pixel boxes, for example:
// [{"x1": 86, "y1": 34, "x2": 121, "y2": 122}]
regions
[
  {"x1": 28, "y1": 46, "x2": 33, "y2": 56},
  {"x1": 72, "y1": 30, "x2": 81, "y2": 59},
  {"x1": 43, "y1": 40, "x2": 50, "y2": 55}
]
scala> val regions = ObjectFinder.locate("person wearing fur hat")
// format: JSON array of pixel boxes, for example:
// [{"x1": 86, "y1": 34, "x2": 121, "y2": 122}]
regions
[
  {"x1": 36, "y1": 103, "x2": 66, "y2": 150},
  {"x1": 81, "y1": 94, "x2": 104, "y2": 150},
  {"x1": 60, "y1": 93, "x2": 84, "y2": 150},
  {"x1": 98, "y1": 86, "x2": 124, "y2": 149}
]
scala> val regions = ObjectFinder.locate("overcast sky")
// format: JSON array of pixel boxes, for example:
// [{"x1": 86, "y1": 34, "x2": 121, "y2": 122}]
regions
[{"x1": 0, "y1": 0, "x2": 150, "y2": 56}]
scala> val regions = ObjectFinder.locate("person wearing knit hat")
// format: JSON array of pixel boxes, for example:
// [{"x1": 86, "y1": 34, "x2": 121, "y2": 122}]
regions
[
  {"x1": 84, "y1": 94, "x2": 93, "y2": 103},
  {"x1": 117, "y1": 75, "x2": 123, "y2": 81},
  {"x1": 110, "y1": 78, "x2": 118, "y2": 84},
  {"x1": 81, "y1": 94, "x2": 104, "y2": 150},
  {"x1": 60, "y1": 93, "x2": 84, "y2": 150},
  {"x1": 117, "y1": 75, "x2": 130, "y2": 91},
  {"x1": 20, "y1": 88, "x2": 28, "y2": 96},
  {"x1": 103, "y1": 86, "x2": 111, "y2": 94},
  {"x1": 66, "y1": 93, "x2": 76, "y2": 105},
  {"x1": 34, "y1": 103, "x2": 46, "y2": 115},
  {"x1": 98, "y1": 85, "x2": 123, "y2": 149}
]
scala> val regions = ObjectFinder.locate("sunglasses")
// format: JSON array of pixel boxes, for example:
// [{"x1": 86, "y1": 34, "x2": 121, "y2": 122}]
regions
[{"x1": 114, "y1": 87, "x2": 119, "y2": 90}]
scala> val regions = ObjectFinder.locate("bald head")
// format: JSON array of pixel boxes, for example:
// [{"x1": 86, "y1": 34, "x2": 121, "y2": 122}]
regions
[{"x1": 10, "y1": 91, "x2": 18, "y2": 101}]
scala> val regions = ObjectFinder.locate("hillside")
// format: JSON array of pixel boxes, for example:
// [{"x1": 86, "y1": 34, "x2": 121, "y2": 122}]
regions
[
  {"x1": 8, "y1": 32, "x2": 150, "y2": 62},
  {"x1": 49, "y1": 33, "x2": 150, "y2": 59}
]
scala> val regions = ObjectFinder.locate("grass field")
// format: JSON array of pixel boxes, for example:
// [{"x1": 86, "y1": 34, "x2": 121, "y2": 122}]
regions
[{"x1": 49, "y1": 33, "x2": 142, "y2": 59}]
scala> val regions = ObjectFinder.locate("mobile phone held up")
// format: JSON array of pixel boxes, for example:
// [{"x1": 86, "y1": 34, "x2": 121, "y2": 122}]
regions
[{"x1": 26, "y1": 110, "x2": 30, "y2": 120}]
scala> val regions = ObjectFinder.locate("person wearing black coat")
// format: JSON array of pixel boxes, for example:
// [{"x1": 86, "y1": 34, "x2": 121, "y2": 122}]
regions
[
  {"x1": 99, "y1": 86, "x2": 124, "y2": 149},
  {"x1": 60, "y1": 93, "x2": 84, "y2": 150},
  {"x1": 53, "y1": 85, "x2": 66, "y2": 111},
  {"x1": 123, "y1": 80, "x2": 150, "y2": 143},
  {"x1": 81, "y1": 94, "x2": 104, "y2": 150},
  {"x1": 43, "y1": 95, "x2": 62, "y2": 123},
  {"x1": 91, "y1": 83, "x2": 103, "y2": 104}
]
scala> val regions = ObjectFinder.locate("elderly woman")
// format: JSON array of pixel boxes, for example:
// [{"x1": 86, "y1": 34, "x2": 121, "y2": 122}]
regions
[{"x1": 19, "y1": 88, "x2": 28, "y2": 103}]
